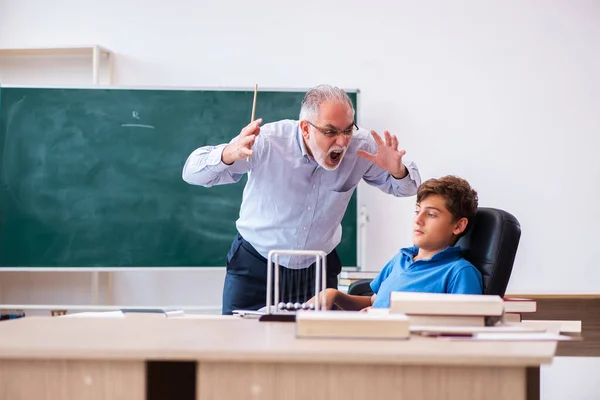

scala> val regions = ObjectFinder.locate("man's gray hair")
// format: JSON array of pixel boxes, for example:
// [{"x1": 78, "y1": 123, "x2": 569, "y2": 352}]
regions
[{"x1": 299, "y1": 84, "x2": 355, "y2": 122}]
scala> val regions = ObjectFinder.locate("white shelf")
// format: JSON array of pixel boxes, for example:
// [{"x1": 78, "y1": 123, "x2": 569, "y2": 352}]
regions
[
  {"x1": 0, "y1": 45, "x2": 114, "y2": 84},
  {"x1": 0, "y1": 45, "x2": 110, "y2": 56}
]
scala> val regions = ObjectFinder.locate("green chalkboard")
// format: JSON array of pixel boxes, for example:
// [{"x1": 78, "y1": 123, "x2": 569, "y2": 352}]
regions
[{"x1": 0, "y1": 87, "x2": 358, "y2": 267}]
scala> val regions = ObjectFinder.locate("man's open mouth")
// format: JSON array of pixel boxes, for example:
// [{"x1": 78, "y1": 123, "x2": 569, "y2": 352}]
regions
[{"x1": 329, "y1": 150, "x2": 343, "y2": 163}]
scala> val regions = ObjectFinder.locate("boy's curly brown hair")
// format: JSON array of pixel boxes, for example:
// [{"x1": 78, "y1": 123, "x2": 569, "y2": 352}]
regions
[{"x1": 417, "y1": 175, "x2": 479, "y2": 237}]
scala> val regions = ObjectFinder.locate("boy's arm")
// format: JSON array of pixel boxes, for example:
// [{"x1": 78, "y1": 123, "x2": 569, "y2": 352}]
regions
[
  {"x1": 310, "y1": 289, "x2": 374, "y2": 311},
  {"x1": 309, "y1": 255, "x2": 395, "y2": 310},
  {"x1": 334, "y1": 290, "x2": 375, "y2": 311}
]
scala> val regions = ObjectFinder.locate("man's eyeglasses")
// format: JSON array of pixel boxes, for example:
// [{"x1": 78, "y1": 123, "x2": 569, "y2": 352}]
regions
[{"x1": 306, "y1": 121, "x2": 358, "y2": 138}]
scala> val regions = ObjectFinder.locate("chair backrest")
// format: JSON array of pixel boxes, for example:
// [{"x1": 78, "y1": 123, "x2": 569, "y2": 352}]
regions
[{"x1": 456, "y1": 207, "x2": 521, "y2": 296}]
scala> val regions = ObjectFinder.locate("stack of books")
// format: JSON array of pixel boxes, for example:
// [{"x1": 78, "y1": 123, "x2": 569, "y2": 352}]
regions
[
  {"x1": 389, "y1": 292, "x2": 504, "y2": 327},
  {"x1": 502, "y1": 298, "x2": 582, "y2": 334},
  {"x1": 502, "y1": 297, "x2": 537, "y2": 322},
  {"x1": 337, "y1": 271, "x2": 379, "y2": 293},
  {"x1": 296, "y1": 293, "x2": 505, "y2": 339},
  {"x1": 295, "y1": 292, "x2": 581, "y2": 340}
]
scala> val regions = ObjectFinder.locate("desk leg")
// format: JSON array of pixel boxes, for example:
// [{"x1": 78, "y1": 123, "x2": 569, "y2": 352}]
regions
[
  {"x1": 0, "y1": 359, "x2": 144, "y2": 400},
  {"x1": 197, "y1": 362, "x2": 527, "y2": 400},
  {"x1": 527, "y1": 367, "x2": 540, "y2": 400},
  {"x1": 147, "y1": 361, "x2": 196, "y2": 400}
]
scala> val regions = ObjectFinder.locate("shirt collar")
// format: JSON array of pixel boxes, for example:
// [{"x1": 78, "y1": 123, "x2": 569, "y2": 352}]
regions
[
  {"x1": 295, "y1": 123, "x2": 310, "y2": 160},
  {"x1": 400, "y1": 245, "x2": 463, "y2": 262}
]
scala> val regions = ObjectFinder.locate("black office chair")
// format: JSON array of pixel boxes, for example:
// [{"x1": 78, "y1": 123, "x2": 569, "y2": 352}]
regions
[{"x1": 347, "y1": 207, "x2": 522, "y2": 297}]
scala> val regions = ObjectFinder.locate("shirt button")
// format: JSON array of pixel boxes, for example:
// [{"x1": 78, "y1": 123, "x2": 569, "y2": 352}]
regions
[
  {"x1": 312, "y1": 185, "x2": 316, "y2": 188},
  {"x1": 297, "y1": 244, "x2": 301, "y2": 248},
  {"x1": 303, "y1": 227, "x2": 306, "y2": 230},
  {"x1": 308, "y1": 206, "x2": 311, "y2": 210}
]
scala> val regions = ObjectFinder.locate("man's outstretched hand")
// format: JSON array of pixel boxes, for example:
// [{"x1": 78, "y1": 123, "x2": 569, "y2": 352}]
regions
[{"x1": 357, "y1": 130, "x2": 408, "y2": 179}]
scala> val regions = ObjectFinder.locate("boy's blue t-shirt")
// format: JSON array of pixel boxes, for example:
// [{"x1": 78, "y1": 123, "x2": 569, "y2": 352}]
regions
[{"x1": 370, "y1": 246, "x2": 483, "y2": 308}]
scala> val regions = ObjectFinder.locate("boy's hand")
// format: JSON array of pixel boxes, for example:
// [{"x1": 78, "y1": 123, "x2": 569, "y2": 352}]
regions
[
  {"x1": 307, "y1": 288, "x2": 338, "y2": 310},
  {"x1": 360, "y1": 306, "x2": 373, "y2": 313}
]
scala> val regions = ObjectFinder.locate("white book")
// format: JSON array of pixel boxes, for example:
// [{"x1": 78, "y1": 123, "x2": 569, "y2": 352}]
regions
[
  {"x1": 454, "y1": 332, "x2": 575, "y2": 341},
  {"x1": 411, "y1": 324, "x2": 547, "y2": 335},
  {"x1": 518, "y1": 319, "x2": 582, "y2": 333},
  {"x1": 503, "y1": 313, "x2": 522, "y2": 323},
  {"x1": 296, "y1": 311, "x2": 409, "y2": 339},
  {"x1": 502, "y1": 298, "x2": 537, "y2": 313},
  {"x1": 62, "y1": 311, "x2": 125, "y2": 318},
  {"x1": 390, "y1": 292, "x2": 504, "y2": 316},
  {"x1": 121, "y1": 308, "x2": 185, "y2": 319},
  {"x1": 367, "y1": 308, "x2": 485, "y2": 327},
  {"x1": 408, "y1": 314, "x2": 485, "y2": 327}
]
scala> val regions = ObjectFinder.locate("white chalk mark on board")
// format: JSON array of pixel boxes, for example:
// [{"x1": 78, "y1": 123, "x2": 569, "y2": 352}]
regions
[
  {"x1": 121, "y1": 124, "x2": 155, "y2": 129},
  {"x1": 132, "y1": 111, "x2": 140, "y2": 120}
]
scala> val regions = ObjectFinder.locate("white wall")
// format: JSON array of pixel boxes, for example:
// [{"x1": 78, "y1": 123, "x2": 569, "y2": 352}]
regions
[
  {"x1": 3, "y1": 0, "x2": 598, "y2": 294},
  {"x1": 1, "y1": 1, "x2": 600, "y2": 398},
  {"x1": 0, "y1": 0, "x2": 599, "y2": 293},
  {"x1": 1, "y1": 0, "x2": 599, "y2": 298},
  {"x1": 541, "y1": 356, "x2": 600, "y2": 400}
]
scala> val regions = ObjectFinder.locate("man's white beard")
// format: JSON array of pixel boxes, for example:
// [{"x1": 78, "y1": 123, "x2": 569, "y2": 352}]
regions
[{"x1": 307, "y1": 134, "x2": 347, "y2": 171}]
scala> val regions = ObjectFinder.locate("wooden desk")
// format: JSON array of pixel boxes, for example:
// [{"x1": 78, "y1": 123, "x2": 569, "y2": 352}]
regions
[
  {"x1": 0, "y1": 316, "x2": 556, "y2": 400},
  {"x1": 507, "y1": 294, "x2": 600, "y2": 356}
]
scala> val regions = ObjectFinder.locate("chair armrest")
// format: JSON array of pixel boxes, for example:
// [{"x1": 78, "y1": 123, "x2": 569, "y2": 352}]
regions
[{"x1": 347, "y1": 279, "x2": 374, "y2": 297}]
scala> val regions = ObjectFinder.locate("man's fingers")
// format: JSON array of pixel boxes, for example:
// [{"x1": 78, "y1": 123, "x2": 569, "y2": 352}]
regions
[
  {"x1": 240, "y1": 134, "x2": 256, "y2": 147},
  {"x1": 243, "y1": 123, "x2": 260, "y2": 137},
  {"x1": 241, "y1": 118, "x2": 263, "y2": 137},
  {"x1": 237, "y1": 135, "x2": 256, "y2": 154},
  {"x1": 247, "y1": 117, "x2": 263, "y2": 130},
  {"x1": 391, "y1": 134, "x2": 399, "y2": 150},
  {"x1": 398, "y1": 149, "x2": 406, "y2": 159},
  {"x1": 252, "y1": 118, "x2": 263, "y2": 135},
  {"x1": 357, "y1": 149, "x2": 376, "y2": 162},
  {"x1": 384, "y1": 130, "x2": 392, "y2": 147},
  {"x1": 370, "y1": 130, "x2": 385, "y2": 146},
  {"x1": 240, "y1": 147, "x2": 253, "y2": 157},
  {"x1": 234, "y1": 135, "x2": 256, "y2": 158}
]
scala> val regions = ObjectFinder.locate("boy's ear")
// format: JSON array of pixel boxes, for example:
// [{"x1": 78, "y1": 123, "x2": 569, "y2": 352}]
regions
[{"x1": 453, "y1": 217, "x2": 469, "y2": 236}]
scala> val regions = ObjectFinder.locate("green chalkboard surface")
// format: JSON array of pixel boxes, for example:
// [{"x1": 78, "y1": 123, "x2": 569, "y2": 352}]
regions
[{"x1": 0, "y1": 87, "x2": 358, "y2": 267}]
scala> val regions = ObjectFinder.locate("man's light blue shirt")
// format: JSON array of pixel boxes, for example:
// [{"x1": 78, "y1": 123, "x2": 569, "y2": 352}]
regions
[
  {"x1": 370, "y1": 245, "x2": 483, "y2": 308},
  {"x1": 182, "y1": 120, "x2": 421, "y2": 268}
]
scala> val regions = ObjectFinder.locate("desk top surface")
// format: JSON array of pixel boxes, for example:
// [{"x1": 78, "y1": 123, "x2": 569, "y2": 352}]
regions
[{"x1": 0, "y1": 316, "x2": 556, "y2": 367}]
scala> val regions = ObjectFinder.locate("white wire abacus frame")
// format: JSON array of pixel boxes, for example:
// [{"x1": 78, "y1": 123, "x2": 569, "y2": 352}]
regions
[{"x1": 265, "y1": 250, "x2": 328, "y2": 314}]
